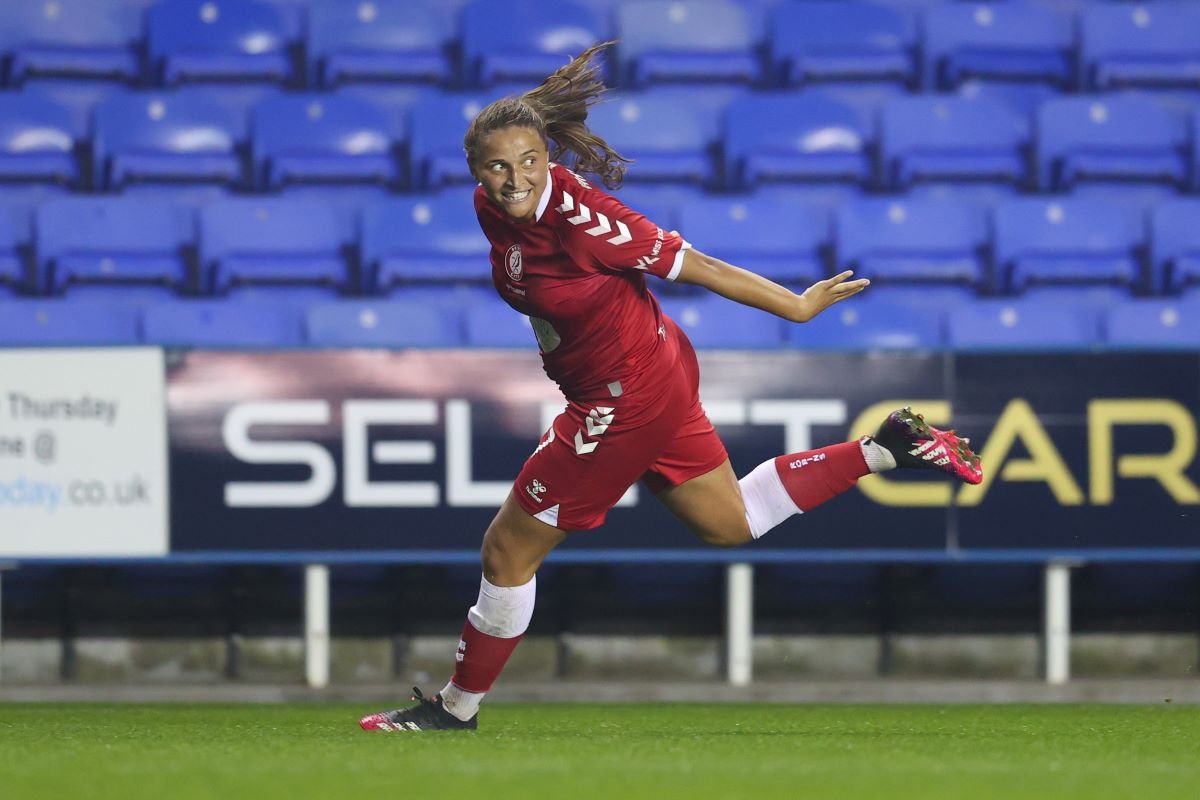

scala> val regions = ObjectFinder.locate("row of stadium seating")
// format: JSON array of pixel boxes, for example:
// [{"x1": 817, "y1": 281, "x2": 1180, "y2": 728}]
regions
[
  {"x1": 1, "y1": 0, "x2": 1198, "y2": 92},
  {"x1": 2, "y1": 292, "x2": 1198, "y2": 349},
  {"x1": 2, "y1": 193, "x2": 1197, "y2": 298},
  {"x1": 3, "y1": 87, "x2": 1200, "y2": 192}
]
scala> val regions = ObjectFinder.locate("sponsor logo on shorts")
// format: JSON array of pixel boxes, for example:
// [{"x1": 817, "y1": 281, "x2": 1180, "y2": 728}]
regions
[
  {"x1": 525, "y1": 478, "x2": 548, "y2": 503},
  {"x1": 788, "y1": 453, "x2": 826, "y2": 470}
]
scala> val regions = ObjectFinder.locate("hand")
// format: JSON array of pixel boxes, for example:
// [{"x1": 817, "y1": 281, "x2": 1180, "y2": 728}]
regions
[{"x1": 794, "y1": 270, "x2": 870, "y2": 323}]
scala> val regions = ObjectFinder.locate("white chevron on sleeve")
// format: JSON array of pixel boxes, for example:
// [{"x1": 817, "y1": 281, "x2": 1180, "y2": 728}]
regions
[
  {"x1": 607, "y1": 220, "x2": 632, "y2": 245},
  {"x1": 556, "y1": 191, "x2": 574, "y2": 214},
  {"x1": 566, "y1": 203, "x2": 591, "y2": 226},
  {"x1": 584, "y1": 212, "x2": 611, "y2": 237}
]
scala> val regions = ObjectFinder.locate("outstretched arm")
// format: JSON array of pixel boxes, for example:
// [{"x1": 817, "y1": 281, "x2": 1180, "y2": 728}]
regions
[{"x1": 675, "y1": 247, "x2": 870, "y2": 323}]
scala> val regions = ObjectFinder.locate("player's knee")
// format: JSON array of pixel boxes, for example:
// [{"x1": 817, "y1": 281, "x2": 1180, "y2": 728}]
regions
[{"x1": 692, "y1": 518, "x2": 752, "y2": 548}]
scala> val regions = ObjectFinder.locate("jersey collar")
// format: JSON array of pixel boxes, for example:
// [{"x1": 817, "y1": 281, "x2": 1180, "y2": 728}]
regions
[{"x1": 533, "y1": 166, "x2": 554, "y2": 223}]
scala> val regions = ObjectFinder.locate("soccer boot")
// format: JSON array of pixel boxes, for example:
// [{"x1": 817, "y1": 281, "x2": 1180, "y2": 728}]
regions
[
  {"x1": 872, "y1": 406, "x2": 983, "y2": 485},
  {"x1": 358, "y1": 687, "x2": 478, "y2": 732}
]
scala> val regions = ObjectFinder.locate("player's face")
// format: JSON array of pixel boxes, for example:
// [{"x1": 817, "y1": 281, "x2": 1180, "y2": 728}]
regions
[{"x1": 474, "y1": 126, "x2": 549, "y2": 223}]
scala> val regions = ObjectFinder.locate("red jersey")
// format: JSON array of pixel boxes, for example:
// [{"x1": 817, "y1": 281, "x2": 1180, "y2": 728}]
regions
[{"x1": 474, "y1": 163, "x2": 691, "y2": 404}]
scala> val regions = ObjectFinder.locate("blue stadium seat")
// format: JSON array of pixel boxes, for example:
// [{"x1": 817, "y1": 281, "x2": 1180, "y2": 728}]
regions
[
  {"x1": 770, "y1": 2, "x2": 915, "y2": 86},
  {"x1": 880, "y1": 96, "x2": 1029, "y2": 189},
  {"x1": 956, "y1": 80, "x2": 1063, "y2": 118},
  {"x1": 0, "y1": 300, "x2": 140, "y2": 345},
  {"x1": 612, "y1": 184, "x2": 707, "y2": 231},
  {"x1": 1036, "y1": 95, "x2": 1189, "y2": 190},
  {"x1": 1105, "y1": 299, "x2": 1200, "y2": 349},
  {"x1": 279, "y1": 184, "x2": 389, "y2": 245},
  {"x1": 142, "y1": 300, "x2": 304, "y2": 347},
  {"x1": 625, "y1": 85, "x2": 747, "y2": 149},
  {"x1": 786, "y1": 296, "x2": 944, "y2": 350},
  {"x1": 836, "y1": 197, "x2": 987, "y2": 285},
  {"x1": 172, "y1": 84, "x2": 279, "y2": 139},
  {"x1": 338, "y1": 84, "x2": 436, "y2": 143},
  {"x1": 251, "y1": 93, "x2": 397, "y2": 189},
  {"x1": 18, "y1": 82, "x2": 125, "y2": 142},
  {"x1": 678, "y1": 197, "x2": 828, "y2": 286},
  {"x1": 0, "y1": 95, "x2": 76, "y2": 185},
  {"x1": 464, "y1": 295, "x2": 539, "y2": 348},
  {"x1": 723, "y1": 92, "x2": 873, "y2": 189},
  {"x1": 360, "y1": 193, "x2": 490, "y2": 291},
  {"x1": 1194, "y1": 106, "x2": 1200, "y2": 192},
  {"x1": 659, "y1": 296, "x2": 782, "y2": 348},
  {"x1": 305, "y1": 300, "x2": 463, "y2": 347},
  {"x1": 199, "y1": 198, "x2": 346, "y2": 296},
  {"x1": 587, "y1": 94, "x2": 713, "y2": 184},
  {"x1": 992, "y1": 197, "x2": 1145, "y2": 291},
  {"x1": 946, "y1": 299, "x2": 1101, "y2": 351},
  {"x1": 923, "y1": 2, "x2": 1074, "y2": 89},
  {"x1": 1082, "y1": 3, "x2": 1200, "y2": 90},
  {"x1": 408, "y1": 93, "x2": 491, "y2": 189},
  {"x1": 92, "y1": 92, "x2": 243, "y2": 189},
  {"x1": 1151, "y1": 199, "x2": 1200, "y2": 293},
  {"x1": 147, "y1": 0, "x2": 294, "y2": 85},
  {"x1": 616, "y1": 0, "x2": 758, "y2": 87},
  {"x1": 36, "y1": 197, "x2": 190, "y2": 298},
  {"x1": 309, "y1": 0, "x2": 453, "y2": 86},
  {"x1": 462, "y1": 0, "x2": 607, "y2": 87},
  {"x1": 0, "y1": 210, "x2": 27, "y2": 296},
  {"x1": 0, "y1": 0, "x2": 141, "y2": 83}
]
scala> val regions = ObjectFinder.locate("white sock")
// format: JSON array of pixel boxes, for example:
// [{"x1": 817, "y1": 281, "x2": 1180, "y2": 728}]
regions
[
  {"x1": 738, "y1": 459, "x2": 801, "y2": 540},
  {"x1": 859, "y1": 436, "x2": 897, "y2": 473},
  {"x1": 440, "y1": 681, "x2": 485, "y2": 721}
]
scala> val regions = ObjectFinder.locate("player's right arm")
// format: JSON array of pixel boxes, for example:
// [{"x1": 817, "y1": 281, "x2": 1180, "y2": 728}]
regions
[{"x1": 675, "y1": 248, "x2": 870, "y2": 323}]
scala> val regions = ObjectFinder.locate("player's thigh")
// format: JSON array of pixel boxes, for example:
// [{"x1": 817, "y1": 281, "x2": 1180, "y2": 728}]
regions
[
  {"x1": 480, "y1": 491, "x2": 569, "y2": 587},
  {"x1": 654, "y1": 459, "x2": 752, "y2": 547}
]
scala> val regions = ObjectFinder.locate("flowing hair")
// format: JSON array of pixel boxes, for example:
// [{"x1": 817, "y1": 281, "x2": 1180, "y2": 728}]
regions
[{"x1": 463, "y1": 41, "x2": 631, "y2": 189}]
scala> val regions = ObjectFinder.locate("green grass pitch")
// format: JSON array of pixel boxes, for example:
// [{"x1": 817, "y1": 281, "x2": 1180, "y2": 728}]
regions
[{"x1": 1, "y1": 703, "x2": 1197, "y2": 799}]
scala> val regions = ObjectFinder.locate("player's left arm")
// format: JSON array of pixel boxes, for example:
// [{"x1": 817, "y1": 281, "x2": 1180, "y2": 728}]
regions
[{"x1": 675, "y1": 248, "x2": 870, "y2": 324}]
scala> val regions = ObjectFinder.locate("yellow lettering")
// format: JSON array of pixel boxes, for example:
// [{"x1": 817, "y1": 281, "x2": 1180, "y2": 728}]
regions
[
  {"x1": 1088, "y1": 399, "x2": 1200, "y2": 505},
  {"x1": 852, "y1": 401, "x2": 953, "y2": 507},
  {"x1": 957, "y1": 399, "x2": 1083, "y2": 507}
]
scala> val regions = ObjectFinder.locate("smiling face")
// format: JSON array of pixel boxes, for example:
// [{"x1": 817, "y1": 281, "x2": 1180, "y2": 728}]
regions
[{"x1": 472, "y1": 126, "x2": 549, "y2": 223}]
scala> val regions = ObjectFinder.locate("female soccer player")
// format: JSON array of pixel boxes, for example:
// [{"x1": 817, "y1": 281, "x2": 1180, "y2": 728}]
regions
[{"x1": 360, "y1": 43, "x2": 982, "y2": 732}]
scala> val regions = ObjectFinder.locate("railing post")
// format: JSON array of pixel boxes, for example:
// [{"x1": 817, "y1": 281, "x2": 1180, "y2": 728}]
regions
[
  {"x1": 1043, "y1": 561, "x2": 1074, "y2": 685},
  {"x1": 305, "y1": 564, "x2": 330, "y2": 689},
  {"x1": 725, "y1": 563, "x2": 754, "y2": 686}
]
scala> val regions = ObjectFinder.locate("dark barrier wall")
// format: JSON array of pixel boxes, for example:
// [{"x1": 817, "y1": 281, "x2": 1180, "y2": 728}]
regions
[{"x1": 168, "y1": 351, "x2": 1200, "y2": 554}]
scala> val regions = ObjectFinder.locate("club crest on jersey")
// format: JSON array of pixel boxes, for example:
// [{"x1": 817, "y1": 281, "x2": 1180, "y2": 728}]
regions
[{"x1": 505, "y1": 244, "x2": 523, "y2": 281}]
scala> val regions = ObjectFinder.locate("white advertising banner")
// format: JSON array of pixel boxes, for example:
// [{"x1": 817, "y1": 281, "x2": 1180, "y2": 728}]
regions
[{"x1": 0, "y1": 348, "x2": 168, "y2": 557}]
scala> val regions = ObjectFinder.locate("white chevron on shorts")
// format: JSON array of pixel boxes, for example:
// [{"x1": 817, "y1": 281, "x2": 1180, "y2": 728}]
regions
[
  {"x1": 607, "y1": 220, "x2": 632, "y2": 245},
  {"x1": 584, "y1": 212, "x2": 611, "y2": 237},
  {"x1": 574, "y1": 430, "x2": 598, "y2": 455}
]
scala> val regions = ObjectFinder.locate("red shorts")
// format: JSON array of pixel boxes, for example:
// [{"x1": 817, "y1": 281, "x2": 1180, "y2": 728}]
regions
[{"x1": 512, "y1": 323, "x2": 729, "y2": 531}]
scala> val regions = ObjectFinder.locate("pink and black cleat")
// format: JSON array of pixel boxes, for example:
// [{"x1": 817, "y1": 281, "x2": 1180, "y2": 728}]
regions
[
  {"x1": 871, "y1": 406, "x2": 984, "y2": 485},
  {"x1": 359, "y1": 687, "x2": 477, "y2": 732}
]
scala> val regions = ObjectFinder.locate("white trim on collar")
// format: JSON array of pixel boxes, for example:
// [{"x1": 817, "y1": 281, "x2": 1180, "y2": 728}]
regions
[{"x1": 533, "y1": 167, "x2": 554, "y2": 222}]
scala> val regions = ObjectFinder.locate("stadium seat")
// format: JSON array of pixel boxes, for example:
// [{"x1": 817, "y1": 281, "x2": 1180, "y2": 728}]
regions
[
  {"x1": 586, "y1": 94, "x2": 713, "y2": 184},
  {"x1": 769, "y1": 2, "x2": 915, "y2": 86},
  {"x1": 1036, "y1": 95, "x2": 1189, "y2": 190},
  {"x1": 251, "y1": 93, "x2": 397, "y2": 189},
  {"x1": 992, "y1": 197, "x2": 1145, "y2": 292},
  {"x1": 35, "y1": 197, "x2": 190, "y2": 298},
  {"x1": 464, "y1": 295, "x2": 538, "y2": 348},
  {"x1": 1105, "y1": 299, "x2": 1200, "y2": 349},
  {"x1": 279, "y1": 184, "x2": 389, "y2": 245},
  {"x1": 1151, "y1": 199, "x2": 1200, "y2": 293},
  {"x1": 0, "y1": 0, "x2": 141, "y2": 83},
  {"x1": 462, "y1": 0, "x2": 607, "y2": 87},
  {"x1": 0, "y1": 95, "x2": 77, "y2": 185},
  {"x1": 1193, "y1": 106, "x2": 1200, "y2": 192},
  {"x1": 880, "y1": 96, "x2": 1029, "y2": 189},
  {"x1": 309, "y1": 0, "x2": 454, "y2": 86},
  {"x1": 836, "y1": 197, "x2": 987, "y2": 285},
  {"x1": 786, "y1": 296, "x2": 944, "y2": 350},
  {"x1": 360, "y1": 193, "x2": 491, "y2": 291},
  {"x1": 723, "y1": 92, "x2": 873, "y2": 189},
  {"x1": 18, "y1": 82, "x2": 125, "y2": 142},
  {"x1": 612, "y1": 184, "x2": 707, "y2": 231},
  {"x1": 1081, "y1": 3, "x2": 1200, "y2": 90},
  {"x1": 923, "y1": 2, "x2": 1074, "y2": 89},
  {"x1": 946, "y1": 299, "x2": 1101, "y2": 351},
  {"x1": 0, "y1": 300, "x2": 140, "y2": 345},
  {"x1": 147, "y1": 0, "x2": 294, "y2": 85},
  {"x1": 142, "y1": 300, "x2": 304, "y2": 347},
  {"x1": 199, "y1": 198, "x2": 346, "y2": 296},
  {"x1": 305, "y1": 300, "x2": 463, "y2": 347},
  {"x1": 337, "y1": 84, "x2": 436, "y2": 143},
  {"x1": 659, "y1": 296, "x2": 782, "y2": 348},
  {"x1": 0, "y1": 210, "x2": 27, "y2": 296},
  {"x1": 408, "y1": 93, "x2": 491, "y2": 189},
  {"x1": 677, "y1": 197, "x2": 828, "y2": 286},
  {"x1": 616, "y1": 0, "x2": 759, "y2": 87},
  {"x1": 92, "y1": 92, "x2": 243, "y2": 189},
  {"x1": 626, "y1": 85, "x2": 747, "y2": 149},
  {"x1": 956, "y1": 80, "x2": 1063, "y2": 118}
]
